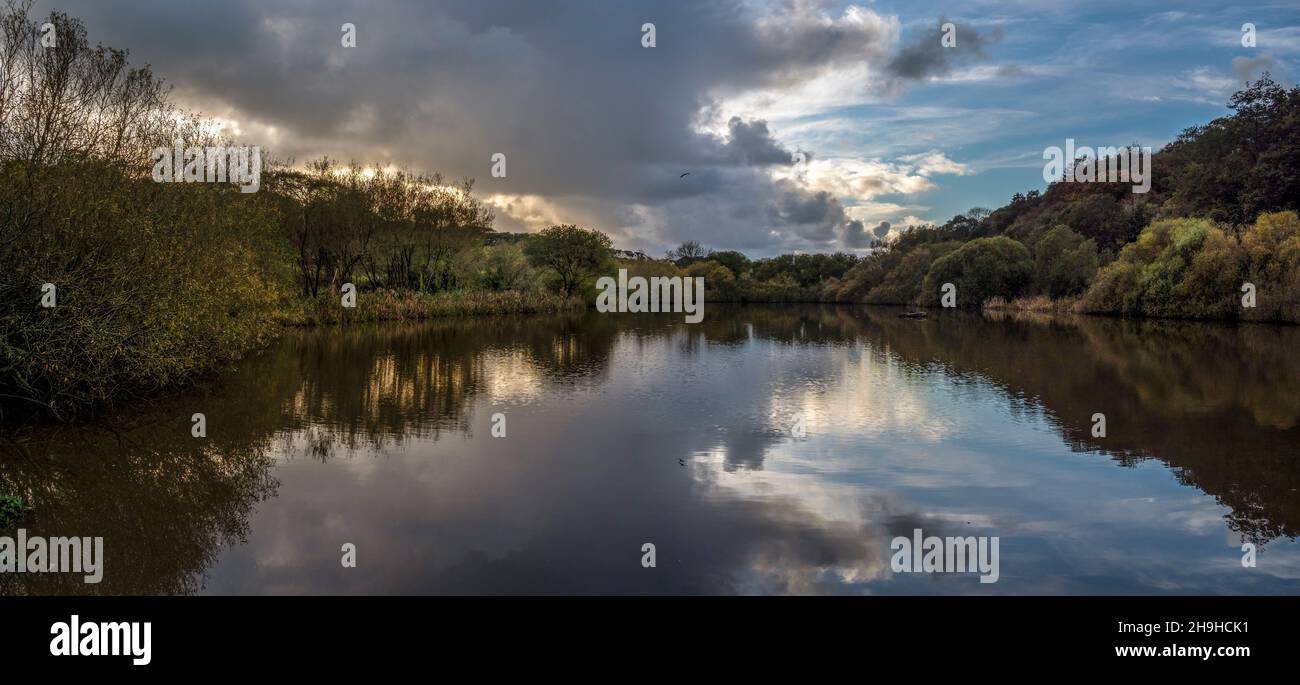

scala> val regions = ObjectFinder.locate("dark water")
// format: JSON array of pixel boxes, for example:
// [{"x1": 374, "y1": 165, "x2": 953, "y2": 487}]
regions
[{"x1": 2, "y1": 305, "x2": 1298, "y2": 595}]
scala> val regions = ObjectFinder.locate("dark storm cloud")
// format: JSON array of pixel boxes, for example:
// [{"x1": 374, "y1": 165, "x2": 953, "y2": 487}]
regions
[
  {"x1": 769, "y1": 182, "x2": 844, "y2": 244},
  {"x1": 35, "y1": 0, "x2": 921, "y2": 254},
  {"x1": 841, "y1": 219, "x2": 893, "y2": 249},
  {"x1": 841, "y1": 219, "x2": 871, "y2": 249},
  {"x1": 719, "y1": 117, "x2": 793, "y2": 166},
  {"x1": 887, "y1": 16, "x2": 1002, "y2": 82}
]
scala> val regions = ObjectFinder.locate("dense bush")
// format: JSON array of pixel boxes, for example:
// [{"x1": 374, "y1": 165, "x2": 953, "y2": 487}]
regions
[
  {"x1": 1081, "y1": 218, "x2": 1232, "y2": 318},
  {"x1": 865, "y1": 242, "x2": 961, "y2": 305},
  {"x1": 473, "y1": 243, "x2": 537, "y2": 292},
  {"x1": 1082, "y1": 213, "x2": 1300, "y2": 323},
  {"x1": 835, "y1": 250, "x2": 899, "y2": 302},
  {"x1": 708, "y1": 250, "x2": 752, "y2": 278},
  {"x1": 0, "y1": 4, "x2": 290, "y2": 420},
  {"x1": 1034, "y1": 226, "x2": 1100, "y2": 297},
  {"x1": 751, "y1": 252, "x2": 859, "y2": 288},
  {"x1": 920, "y1": 237, "x2": 1034, "y2": 308},
  {"x1": 685, "y1": 260, "x2": 738, "y2": 301},
  {"x1": 1241, "y1": 211, "x2": 1300, "y2": 322},
  {"x1": 839, "y1": 78, "x2": 1299, "y2": 320},
  {"x1": 0, "y1": 161, "x2": 289, "y2": 420}
]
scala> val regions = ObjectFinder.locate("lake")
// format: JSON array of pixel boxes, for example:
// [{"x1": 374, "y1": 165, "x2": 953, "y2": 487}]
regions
[{"x1": 2, "y1": 305, "x2": 1298, "y2": 595}]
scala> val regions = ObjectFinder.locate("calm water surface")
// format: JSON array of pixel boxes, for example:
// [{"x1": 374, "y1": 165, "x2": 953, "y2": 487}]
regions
[{"x1": 2, "y1": 305, "x2": 1298, "y2": 595}]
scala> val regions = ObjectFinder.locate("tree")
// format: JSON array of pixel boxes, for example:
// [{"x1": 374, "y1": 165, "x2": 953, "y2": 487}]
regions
[
  {"x1": 686, "y1": 260, "x2": 737, "y2": 301},
  {"x1": 709, "y1": 250, "x2": 751, "y2": 277},
  {"x1": 0, "y1": 3, "x2": 179, "y2": 168},
  {"x1": 864, "y1": 242, "x2": 960, "y2": 305},
  {"x1": 264, "y1": 161, "x2": 379, "y2": 297},
  {"x1": 523, "y1": 224, "x2": 613, "y2": 297},
  {"x1": 940, "y1": 207, "x2": 992, "y2": 240},
  {"x1": 0, "y1": 1, "x2": 287, "y2": 418},
  {"x1": 1081, "y1": 218, "x2": 1239, "y2": 319},
  {"x1": 1241, "y1": 211, "x2": 1300, "y2": 322},
  {"x1": 265, "y1": 160, "x2": 494, "y2": 296},
  {"x1": 836, "y1": 250, "x2": 898, "y2": 301},
  {"x1": 1034, "y1": 226, "x2": 1099, "y2": 297},
  {"x1": 1157, "y1": 75, "x2": 1300, "y2": 226},
  {"x1": 666, "y1": 240, "x2": 711, "y2": 266},
  {"x1": 921, "y1": 236, "x2": 1034, "y2": 307},
  {"x1": 752, "y1": 252, "x2": 859, "y2": 287}
]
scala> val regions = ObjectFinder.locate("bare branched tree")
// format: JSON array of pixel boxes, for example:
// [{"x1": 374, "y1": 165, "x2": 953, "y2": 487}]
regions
[{"x1": 0, "y1": 1, "x2": 175, "y2": 168}]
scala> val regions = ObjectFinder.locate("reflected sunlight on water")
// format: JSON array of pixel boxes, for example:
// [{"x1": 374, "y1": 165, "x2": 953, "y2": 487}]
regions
[{"x1": 3, "y1": 306, "x2": 1298, "y2": 595}]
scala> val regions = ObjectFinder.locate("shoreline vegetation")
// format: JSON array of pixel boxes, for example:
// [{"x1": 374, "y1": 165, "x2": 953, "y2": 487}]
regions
[
  {"x1": 982, "y1": 296, "x2": 1081, "y2": 314},
  {"x1": 1, "y1": 3, "x2": 1298, "y2": 421},
  {"x1": 280, "y1": 290, "x2": 586, "y2": 326}
]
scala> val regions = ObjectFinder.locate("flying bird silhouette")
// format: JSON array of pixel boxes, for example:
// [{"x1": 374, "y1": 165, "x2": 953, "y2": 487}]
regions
[{"x1": 679, "y1": 172, "x2": 691, "y2": 178}]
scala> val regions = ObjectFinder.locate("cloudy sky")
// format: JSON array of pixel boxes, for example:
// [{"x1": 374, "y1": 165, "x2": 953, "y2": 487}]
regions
[{"x1": 40, "y1": 0, "x2": 1300, "y2": 256}]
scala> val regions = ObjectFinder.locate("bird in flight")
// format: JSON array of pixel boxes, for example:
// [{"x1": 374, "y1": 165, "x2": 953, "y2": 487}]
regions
[{"x1": 679, "y1": 172, "x2": 691, "y2": 178}]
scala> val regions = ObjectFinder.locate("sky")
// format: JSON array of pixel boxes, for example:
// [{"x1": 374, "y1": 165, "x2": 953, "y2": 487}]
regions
[{"x1": 38, "y1": 0, "x2": 1300, "y2": 257}]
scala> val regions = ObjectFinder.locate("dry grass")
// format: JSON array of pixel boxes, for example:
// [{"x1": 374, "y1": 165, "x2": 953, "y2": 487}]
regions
[
  {"x1": 983, "y1": 295, "x2": 1083, "y2": 314},
  {"x1": 281, "y1": 289, "x2": 585, "y2": 326}
]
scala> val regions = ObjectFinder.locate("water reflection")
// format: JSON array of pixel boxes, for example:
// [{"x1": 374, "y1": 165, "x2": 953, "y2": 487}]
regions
[{"x1": 2, "y1": 307, "x2": 1297, "y2": 595}]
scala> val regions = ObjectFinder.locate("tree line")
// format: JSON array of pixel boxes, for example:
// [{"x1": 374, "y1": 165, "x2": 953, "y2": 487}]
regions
[{"x1": 642, "y1": 76, "x2": 1299, "y2": 322}]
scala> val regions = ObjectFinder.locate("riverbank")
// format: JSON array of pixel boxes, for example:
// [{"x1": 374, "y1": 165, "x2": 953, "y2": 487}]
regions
[
  {"x1": 983, "y1": 295, "x2": 1083, "y2": 314},
  {"x1": 280, "y1": 289, "x2": 586, "y2": 326}
]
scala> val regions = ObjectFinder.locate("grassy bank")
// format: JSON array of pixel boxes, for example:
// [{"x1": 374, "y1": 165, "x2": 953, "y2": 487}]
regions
[
  {"x1": 281, "y1": 289, "x2": 586, "y2": 326},
  {"x1": 983, "y1": 296, "x2": 1082, "y2": 314}
]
